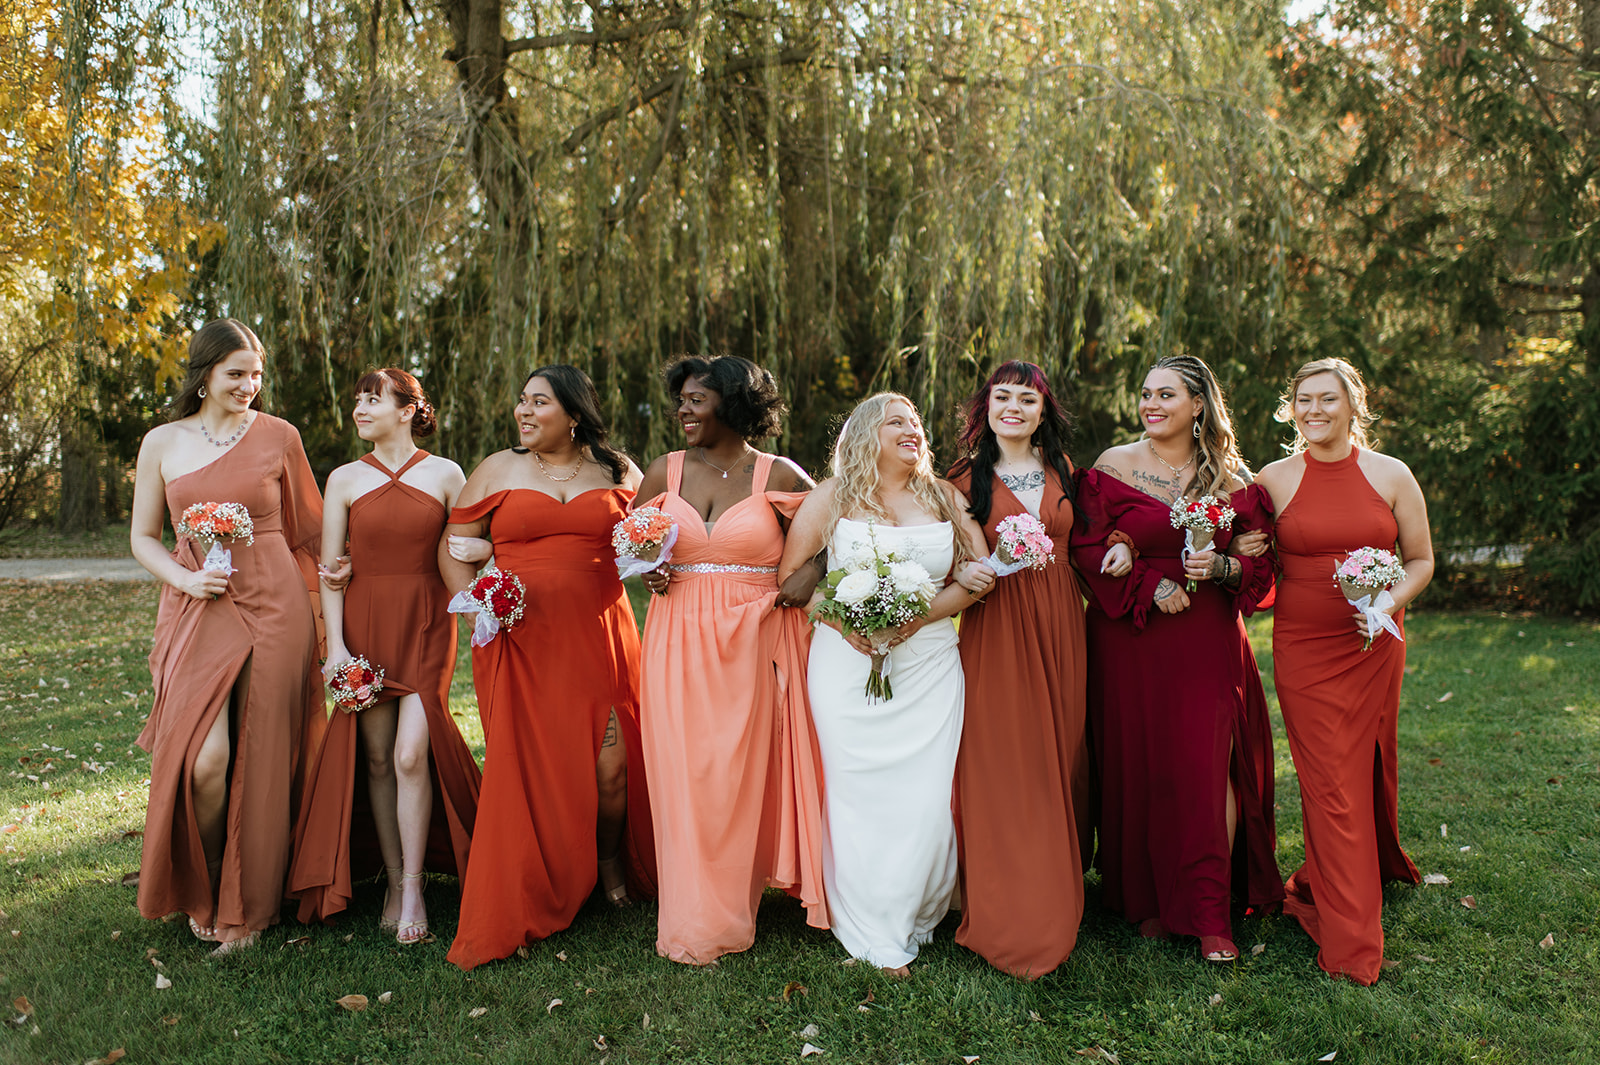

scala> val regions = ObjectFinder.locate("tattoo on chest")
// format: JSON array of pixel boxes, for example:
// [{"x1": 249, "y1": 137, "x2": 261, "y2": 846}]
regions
[
  {"x1": 1129, "y1": 468, "x2": 1180, "y2": 502},
  {"x1": 999, "y1": 470, "x2": 1046, "y2": 492}
]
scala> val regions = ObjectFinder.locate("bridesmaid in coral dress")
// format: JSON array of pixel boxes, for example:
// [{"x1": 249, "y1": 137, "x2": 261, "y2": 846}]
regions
[
  {"x1": 1256, "y1": 358, "x2": 1433, "y2": 985},
  {"x1": 634, "y1": 355, "x2": 828, "y2": 965},
  {"x1": 1070, "y1": 355, "x2": 1284, "y2": 965},
  {"x1": 289, "y1": 369, "x2": 481, "y2": 943},
  {"x1": 946, "y1": 361, "x2": 1112, "y2": 979},
  {"x1": 441, "y1": 365, "x2": 657, "y2": 971},
  {"x1": 129, "y1": 319, "x2": 325, "y2": 955}
]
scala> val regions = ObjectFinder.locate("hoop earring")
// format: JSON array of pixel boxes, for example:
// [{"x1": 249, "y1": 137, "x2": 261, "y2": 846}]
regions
[{"x1": 198, "y1": 386, "x2": 207, "y2": 399}]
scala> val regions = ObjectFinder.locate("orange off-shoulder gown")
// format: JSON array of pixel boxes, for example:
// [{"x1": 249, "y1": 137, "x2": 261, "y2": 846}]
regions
[
  {"x1": 136, "y1": 413, "x2": 325, "y2": 945},
  {"x1": 445, "y1": 486, "x2": 658, "y2": 971}
]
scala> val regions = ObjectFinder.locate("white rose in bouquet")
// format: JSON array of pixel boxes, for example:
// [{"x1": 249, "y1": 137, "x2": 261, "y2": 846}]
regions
[
  {"x1": 834, "y1": 569, "x2": 880, "y2": 605},
  {"x1": 833, "y1": 540, "x2": 876, "y2": 572},
  {"x1": 886, "y1": 560, "x2": 936, "y2": 601}
]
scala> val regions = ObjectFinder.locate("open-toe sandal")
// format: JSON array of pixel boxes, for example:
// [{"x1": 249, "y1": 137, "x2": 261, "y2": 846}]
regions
[
  {"x1": 209, "y1": 931, "x2": 260, "y2": 958},
  {"x1": 1200, "y1": 936, "x2": 1239, "y2": 963},
  {"x1": 395, "y1": 871, "x2": 433, "y2": 944},
  {"x1": 379, "y1": 865, "x2": 402, "y2": 934},
  {"x1": 597, "y1": 855, "x2": 631, "y2": 908},
  {"x1": 188, "y1": 915, "x2": 219, "y2": 943}
]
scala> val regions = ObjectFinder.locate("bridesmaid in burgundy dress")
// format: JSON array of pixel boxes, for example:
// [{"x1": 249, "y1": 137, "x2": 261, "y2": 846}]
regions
[
  {"x1": 1071, "y1": 355, "x2": 1283, "y2": 964},
  {"x1": 1256, "y1": 358, "x2": 1432, "y2": 984},
  {"x1": 289, "y1": 369, "x2": 481, "y2": 943}
]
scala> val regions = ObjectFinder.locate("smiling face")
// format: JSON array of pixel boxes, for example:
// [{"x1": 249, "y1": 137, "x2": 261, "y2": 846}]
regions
[
  {"x1": 876, "y1": 399, "x2": 925, "y2": 470},
  {"x1": 352, "y1": 382, "x2": 413, "y2": 443},
  {"x1": 1293, "y1": 371, "x2": 1354, "y2": 448},
  {"x1": 987, "y1": 379, "x2": 1043, "y2": 445},
  {"x1": 677, "y1": 375, "x2": 727, "y2": 448},
  {"x1": 203, "y1": 349, "x2": 264, "y2": 414},
  {"x1": 1139, "y1": 367, "x2": 1201, "y2": 442},
  {"x1": 515, "y1": 375, "x2": 577, "y2": 452}
]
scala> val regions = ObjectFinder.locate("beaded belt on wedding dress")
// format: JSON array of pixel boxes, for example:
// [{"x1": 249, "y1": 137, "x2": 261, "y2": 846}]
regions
[{"x1": 669, "y1": 562, "x2": 778, "y2": 574}]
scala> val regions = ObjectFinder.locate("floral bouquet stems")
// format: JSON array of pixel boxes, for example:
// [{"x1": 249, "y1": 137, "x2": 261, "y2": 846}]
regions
[
  {"x1": 1335, "y1": 547, "x2": 1407, "y2": 651},
  {"x1": 810, "y1": 522, "x2": 937, "y2": 702},
  {"x1": 447, "y1": 568, "x2": 528, "y2": 647},
  {"x1": 175, "y1": 501, "x2": 255, "y2": 577},
  {"x1": 612, "y1": 506, "x2": 679, "y2": 579},
  {"x1": 984, "y1": 513, "x2": 1054, "y2": 576},
  {"x1": 327, "y1": 655, "x2": 385, "y2": 713},
  {"x1": 1169, "y1": 495, "x2": 1237, "y2": 592}
]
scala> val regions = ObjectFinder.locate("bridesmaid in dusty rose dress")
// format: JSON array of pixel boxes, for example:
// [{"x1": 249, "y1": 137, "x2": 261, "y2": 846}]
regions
[
  {"x1": 129, "y1": 319, "x2": 325, "y2": 955},
  {"x1": 634, "y1": 356, "x2": 827, "y2": 966}
]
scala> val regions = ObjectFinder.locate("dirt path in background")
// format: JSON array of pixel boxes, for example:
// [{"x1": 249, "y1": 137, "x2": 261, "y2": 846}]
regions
[{"x1": 0, "y1": 558, "x2": 154, "y2": 581}]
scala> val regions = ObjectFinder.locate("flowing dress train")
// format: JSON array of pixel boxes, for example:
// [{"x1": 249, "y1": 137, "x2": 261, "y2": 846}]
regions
[
  {"x1": 137, "y1": 413, "x2": 324, "y2": 944},
  {"x1": 288, "y1": 450, "x2": 483, "y2": 922}
]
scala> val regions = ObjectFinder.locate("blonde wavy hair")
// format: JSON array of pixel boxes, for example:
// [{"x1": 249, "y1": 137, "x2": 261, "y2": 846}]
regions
[
  {"x1": 1274, "y1": 357, "x2": 1377, "y2": 453},
  {"x1": 1149, "y1": 355, "x2": 1250, "y2": 497},
  {"x1": 827, "y1": 393, "x2": 970, "y2": 566}
]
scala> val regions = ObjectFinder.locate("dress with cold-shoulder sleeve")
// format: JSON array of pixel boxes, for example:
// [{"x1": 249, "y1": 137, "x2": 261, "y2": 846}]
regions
[
  {"x1": 949, "y1": 464, "x2": 1089, "y2": 979},
  {"x1": 135, "y1": 413, "x2": 325, "y2": 945},
  {"x1": 288, "y1": 451, "x2": 483, "y2": 923},
  {"x1": 639, "y1": 451, "x2": 828, "y2": 965},
  {"x1": 1273, "y1": 447, "x2": 1421, "y2": 984},
  {"x1": 1069, "y1": 472, "x2": 1285, "y2": 943},
  {"x1": 445, "y1": 485, "x2": 658, "y2": 971}
]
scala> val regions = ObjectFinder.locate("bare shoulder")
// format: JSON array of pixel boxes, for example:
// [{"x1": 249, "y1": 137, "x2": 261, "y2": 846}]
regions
[
  {"x1": 621, "y1": 457, "x2": 644, "y2": 491},
  {"x1": 768, "y1": 455, "x2": 815, "y2": 491},
  {"x1": 1234, "y1": 465, "x2": 1256, "y2": 486},
  {"x1": 640, "y1": 452, "x2": 674, "y2": 478},
  {"x1": 936, "y1": 477, "x2": 970, "y2": 508},
  {"x1": 1254, "y1": 455, "x2": 1298, "y2": 488},
  {"x1": 1091, "y1": 443, "x2": 1136, "y2": 481},
  {"x1": 1359, "y1": 448, "x2": 1420, "y2": 492},
  {"x1": 139, "y1": 420, "x2": 182, "y2": 454},
  {"x1": 804, "y1": 477, "x2": 839, "y2": 507}
]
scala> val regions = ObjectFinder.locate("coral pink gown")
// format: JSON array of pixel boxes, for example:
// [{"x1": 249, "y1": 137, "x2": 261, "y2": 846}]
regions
[
  {"x1": 639, "y1": 451, "x2": 827, "y2": 964},
  {"x1": 445, "y1": 486, "x2": 657, "y2": 970},
  {"x1": 1273, "y1": 447, "x2": 1421, "y2": 984}
]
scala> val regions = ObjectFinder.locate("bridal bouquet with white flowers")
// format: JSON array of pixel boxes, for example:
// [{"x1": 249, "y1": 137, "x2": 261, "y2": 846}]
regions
[{"x1": 811, "y1": 522, "x2": 937, "y2": 702}]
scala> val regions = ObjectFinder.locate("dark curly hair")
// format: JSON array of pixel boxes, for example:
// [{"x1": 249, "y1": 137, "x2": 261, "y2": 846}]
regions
[
  {"x1": 522, "y1": 365, "x2": 632, "y2": 484},
  {"x1": 947, "y1": 360, "x2": 1076, "y2": 526},
  {"x1": 665, "y1": 355, "x2": 786, "y2": 441}
]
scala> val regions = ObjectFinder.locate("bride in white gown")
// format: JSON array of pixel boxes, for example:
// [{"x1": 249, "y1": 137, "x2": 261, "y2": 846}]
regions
[{"x1": 779, "y1": 394, "x2": 994, "y2": 973}]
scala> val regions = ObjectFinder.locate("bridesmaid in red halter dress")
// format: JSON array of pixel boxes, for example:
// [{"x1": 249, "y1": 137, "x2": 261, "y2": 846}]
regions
[
  {"x1": 1256, "y1": 358, "x2": 1433, "y2": 985},
  {"x1": 129, "y1": 320, "x2": 324, "y2": 955},
  {"x1": 634, "y1": 356, "x2": 827, "y2": 966},
  {"x1": 288, "y1": 369, "x2": 481, "y2": 944},
  {"x1": 441, "y1": 365, "x2": 657, "y2": 971}
]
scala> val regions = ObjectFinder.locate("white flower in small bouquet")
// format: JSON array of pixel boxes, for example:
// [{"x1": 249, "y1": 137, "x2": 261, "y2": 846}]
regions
[
  {"x1": 1334, "y1": 547, "x2": 1408, "y2": 651},
  {"x1": 1169, "y1": 496, "x2": 1237, "y2": 592},
  {"x1": 327, "y1": 655, "x2": 385, "y2": 713},
  {"x1": 983, "y1": 513, "x2": 1054, "y2": 576},
  {"x1": 448, "y1": 568, "x2": 528, "y2": 647},
  {"x1": 612, "y1": 506, "x2": 679, "y2": 579},
  {"x1": 811, "y1": 523, "x2": 935, "y2": 702},
  {"x1": 176, "y1": 501, "x2": 254, "y2": 577}
]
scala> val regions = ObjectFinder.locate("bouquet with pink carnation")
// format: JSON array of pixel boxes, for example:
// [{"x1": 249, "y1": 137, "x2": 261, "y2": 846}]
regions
[
  {"x1": 983, "y1": 513, "x2": 1054, "y2": 576},
  {"x1": 1334, "y1": 547, "x2": 1407, "y2": 651},
  {"x1": 326, "y1": 655, "x2": 385, "y2": 713}
]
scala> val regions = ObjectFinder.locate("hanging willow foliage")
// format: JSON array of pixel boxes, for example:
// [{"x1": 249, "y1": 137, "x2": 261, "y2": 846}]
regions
[{"x1": 181, "y1": 0, "x2": 1293, "y2": 476}]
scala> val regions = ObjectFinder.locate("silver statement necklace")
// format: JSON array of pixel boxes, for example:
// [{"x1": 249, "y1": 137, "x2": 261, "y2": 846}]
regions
[
  {"x1": 201, "y1": 415, "x2": 250, "y2": 449},
  {"x1": 1146, "y1": 438, "x2": 1195, "y2": 482}
]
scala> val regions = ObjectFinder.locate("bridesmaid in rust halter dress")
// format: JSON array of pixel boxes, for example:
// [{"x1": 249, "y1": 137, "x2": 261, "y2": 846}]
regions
[
  {"x1": 634, "y1": 356, "x2": 827, "y2": 966},
  {"x1": 1256, "y1": 358, "x2": 1433, "y2": 985},
  {"x1": 441, "y1": 365, "x2": 657, "y2": 971},
  {"x1": 288, "y1": 369, "x2": 481, "y2": 944},
  {"x1": 129, "y1": 320, "x2": 325, "y2": 955}
]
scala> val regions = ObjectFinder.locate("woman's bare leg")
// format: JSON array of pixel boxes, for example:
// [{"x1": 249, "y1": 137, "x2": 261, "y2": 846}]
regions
[
  {"x1": 391, "y1": 693, "x2": 432, "y2": 937},
  {"x1": 595, "y1": 708, "x2": 629, "y2": 905},
  {"x1": 358, "y1": 700, "x2": 403, "y2": 928}
]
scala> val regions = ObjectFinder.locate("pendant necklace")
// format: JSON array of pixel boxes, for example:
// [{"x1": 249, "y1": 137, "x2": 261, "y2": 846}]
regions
[
  {"x1": 1146, "y1": 438, "x2": 1195, "y2": 484},
  {"x1": 696, "y1": 445, "x2": 748, "y2": 480}
]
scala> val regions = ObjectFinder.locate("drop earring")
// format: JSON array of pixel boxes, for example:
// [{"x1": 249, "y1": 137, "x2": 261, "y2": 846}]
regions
[
  {"x1": 1193, "y1": 417, "x2": 1201, "y2": 440},
  {"x1": 198, "y1": 386, "x2": 207, "y2": 399}
]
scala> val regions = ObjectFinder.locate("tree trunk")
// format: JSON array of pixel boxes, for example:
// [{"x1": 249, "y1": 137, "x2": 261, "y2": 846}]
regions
[{"x1": 57, "y1": 414, "x2": 103, "y2": 534}]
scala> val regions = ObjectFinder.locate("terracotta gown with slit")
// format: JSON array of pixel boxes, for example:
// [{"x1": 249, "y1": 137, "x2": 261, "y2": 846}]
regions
[
  {"x1": 639, "y1": 451, "x2": 828, "y2": 965},
  {"x1": 287, "y1": 450, "x2": 483, "y2": 923},
  {"x1": 445, "y1": 486, "x2": 658, "y2": 971},
  {"x1": 1273, "y1": 447, "x2": 1421, "y2": 984},
  {"x1": 136, "y1": 414, "x2": 325, "y2": 945},
  {"x1": 949, "y1": 464, "x2": 1090, "y2": 979},
  {"x1": 1070, "y1": 472, "x2": 1285, "y2": 943}
]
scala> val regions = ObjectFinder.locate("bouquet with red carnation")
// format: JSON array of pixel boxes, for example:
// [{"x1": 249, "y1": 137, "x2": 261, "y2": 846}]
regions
[
  {"x1": 1334, "y1": 546, "x2": 1407, "y2": 651},
  {"x1": 612, "y1": 506, "x2": 679, "y2": 579},
  {"x1": 1168, "y1": 495, "x2": 1237, "y2": 592},
  {"x1": 447, "y1": 567, "x2": 528, "y2": 647},
  {"x1": 326, "y1": 655, "x2": 385, "y2": 713},
  {"x1": 176, "y1": 501, "x2": 255, "y2": 576}
]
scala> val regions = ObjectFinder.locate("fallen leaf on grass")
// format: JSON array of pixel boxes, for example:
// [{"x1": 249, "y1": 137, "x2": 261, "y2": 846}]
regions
[
  {"x1": 1439, "y1": 824, "x2": 1448, "y2": 838},
  {"x1": 1074, "y1": 1049, "x2": 1120, "y2": 1064},
  {"x1": 1422, "y1": 873, "x2": 1451, "y2": 886},
  {"x1": 593, "y1": 1035, "x2": 608, "y2": 1050},
  {"x1": 342, "y1": 934, "x2": 353, "y2": 943},
  {"x1": 154, "y1": 974, "x2": 171, "y2": 990},
  {"x1": 641, "y1": 1013, "x2": 650, "y2": 1030},
  {"x1": 145, "y1": 948, "x2": 159, "y2": 960},
  {"x1": 110, "y1": 931, "x2": 121, "y2": 941},
  {"x1": 555, "y1": 951, "x2": 568, "y2": 961},
  {"x1": 585, "y1": 987, "x2": 597, "y2": 995},
  {"x1": 161, "y1": 1016, "x2": 179, "y2": 1026},
  {"x1": 545, "y1": 999, "x2": 562, "y2": 1014},
  {"x1": 85, "y1": 1048, "x2": 126, "y2": 1064},
  {"x1": 150, "y1": 959, "x2": 164, "y2": 970},
  {"x1": 1028, "y1": 1010, "x2": 1043, "y2": 1023},
  {"x1": 1380, "y1": 958, "x2": 1401, "y2": 971},
  {"x1": 798, "y1": 1024, "x2": 820, "y2": 1039},
  {"x1": 857, "y1": 1005, "x2": 870, "y2": 1013},
  {"x1": 1207, "y1": 993, "x2": 1222, "y2": 1006},
  {"x1": 469, "y1": 1007, "x2": 488, "y2": 1019},
  {"x1": 335, "y1": 995, "x2": 367, "y2": 1012},
  {"x1": 283, "y1": 936, "x2": 311, "y2": 948},
  {"x1": 119, "y1": 872, "x2": 138, "y2": 887},
  {"x1": 378, "y1": 992, "x2": 392, "y2": 1004},
  {"x1": 800, "y1": 1044, "x2": 825, "y2": 1058},
  {"x1": 1548, "y1": 776, "x2": 1564, "y2": 785},
  {"x1": 1413, "y1": 954, "x2": 1435, "y2": 963},
  {"x1": 1539, "y1": 933, "x2": 1555, "y2": 949},
  {"x1": 1251, "y1": 943, "x2": 1266, "y2": 956},
  {"x1": 782, "y1": 981, "x2": 808, "y2": 1002},
  {"x1": 838, "y1": 958, "x2": 856, "y2": 967},
  {"x1": 1318, "y1": 1053, "x2": 1337, "y2": 1062},
  {"x1": 515, "y1": 946, "x2": 530, "y2": 959},
  {"x1": 861, "y1": 990, "x2": 875, "y2": 1006},
  {"x1": 121, "y1": 830, "x2": 142, "y2": 840},
  {"x1": 1427, "y1": 757, "x2": 1442, "y2": 766},
  {"x1": 12, "y1": 996, "x2": 32, "y2": 1018},
  {"x1": 1437, "y1": 692, "x2": 1453, "y2": 703},
  {"x1": 963, "y1": 1057, "x2": 980, "y2": 1064},
  {"x1": 1459, "y1": 896, "x2": 1477, "y2": 909}
]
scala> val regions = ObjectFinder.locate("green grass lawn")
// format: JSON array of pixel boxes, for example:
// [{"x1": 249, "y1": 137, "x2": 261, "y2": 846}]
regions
[{"x1": 0, "y1": 581, "x2": 1595, "y2": 1064}]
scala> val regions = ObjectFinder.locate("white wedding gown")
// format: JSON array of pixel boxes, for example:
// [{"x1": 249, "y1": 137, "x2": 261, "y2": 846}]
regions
[{"x1": 808, "y1": 517, "x2": 964, "y2": 969}]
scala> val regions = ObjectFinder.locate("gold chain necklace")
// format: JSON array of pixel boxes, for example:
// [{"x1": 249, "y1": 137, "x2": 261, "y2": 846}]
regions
[{"x1": 534, "y1": 450, "x2": 582, "y2": 482}]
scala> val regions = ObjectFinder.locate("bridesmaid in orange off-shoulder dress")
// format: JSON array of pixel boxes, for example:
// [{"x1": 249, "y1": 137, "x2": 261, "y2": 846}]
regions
[
  {"x1": 440, "y1": 365, "x2": 657, "y2": 971},
  {"x1": 1256, "y1": 358, "x2": 1433, "y2": 985},
  {"x1": 634, "y1": 356, "x2": 828, "y2": 966},
  {"x1": 129, "y1": 320, "x2": 325, "y2": 955},
  {"x1": 288, "y1": 368, "x2": 481, "y2": 943}
]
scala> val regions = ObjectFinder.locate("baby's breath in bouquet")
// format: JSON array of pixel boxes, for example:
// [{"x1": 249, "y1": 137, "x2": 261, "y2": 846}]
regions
[{"x1": 811, "y1": 522, "x2": 937, "y2": 702}]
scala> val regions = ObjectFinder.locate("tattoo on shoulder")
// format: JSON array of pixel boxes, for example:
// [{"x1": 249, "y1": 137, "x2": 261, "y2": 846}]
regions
[{"x1": 1094, "y1": 463, "x2": 1123, "y2": 478}]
